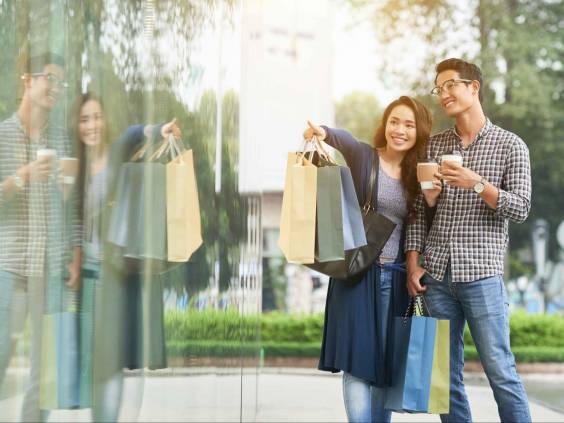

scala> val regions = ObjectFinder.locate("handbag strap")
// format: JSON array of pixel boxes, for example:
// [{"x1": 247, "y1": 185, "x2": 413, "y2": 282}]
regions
[{"x1": 362, "y1": 150, "x2": 379, "y2": 212}]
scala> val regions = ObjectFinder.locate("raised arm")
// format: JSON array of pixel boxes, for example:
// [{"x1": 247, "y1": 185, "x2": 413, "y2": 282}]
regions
[{"x1": 303, "y1": 120, "x2": 366, "y2": 168}]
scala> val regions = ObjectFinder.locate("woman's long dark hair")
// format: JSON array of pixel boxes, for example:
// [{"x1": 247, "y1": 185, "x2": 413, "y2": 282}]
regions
[
  {"x1": 372, "y1": 96, "x2": 432, "y2": 221},
  {"x1": 69, "y1": 91, "x2": 108, "y2": 220}
]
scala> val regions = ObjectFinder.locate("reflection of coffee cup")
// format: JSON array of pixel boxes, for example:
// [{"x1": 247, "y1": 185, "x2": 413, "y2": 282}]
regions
[
  {"x1": 441, "y1": 153, "x2": 463, "y2": 167},
  {"x1": 417, "y1": 160, "x2": 439, "y2": 190},
  {"x1": 59, "y1": 157, "x2": 79, "y2": 184},
  {"x1": 37, "y1": 148, "x2": 57, "y2": 161}
]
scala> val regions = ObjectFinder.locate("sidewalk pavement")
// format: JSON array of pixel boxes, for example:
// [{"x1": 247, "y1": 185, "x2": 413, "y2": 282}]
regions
[
  {"x1": 2, "y1": 367, "x2": 563, "y2": 422},
  {"x1": 257, "y1": 368, "x2": 564, "y2": 422}
]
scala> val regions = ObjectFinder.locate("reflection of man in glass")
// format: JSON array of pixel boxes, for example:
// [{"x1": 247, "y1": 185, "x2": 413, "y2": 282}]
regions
[{"x1": 0, "y1": 52, "x2": 81, "y2": 421}]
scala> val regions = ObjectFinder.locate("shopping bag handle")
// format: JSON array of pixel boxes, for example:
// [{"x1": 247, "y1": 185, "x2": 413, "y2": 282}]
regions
[
  {"x1": 131, "y1": 138, "x2": 155, "y2": 162},
  {"x1": 402, "y1": 295, "x2": 432, "y2": 323},
  {"x1": 313, "y1": 136, "x2": 337, "y2": 165},
  {"x1": 296, "y1": 139, "x2": 315, "y2": 164},
  {"x1": 147, "y1": 134, "x2": 185, "y2": 162}
]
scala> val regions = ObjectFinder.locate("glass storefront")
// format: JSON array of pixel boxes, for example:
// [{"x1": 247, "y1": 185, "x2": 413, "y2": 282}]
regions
[{"x1": 0, "y1": 1, "x2": 260, "y2": 421}]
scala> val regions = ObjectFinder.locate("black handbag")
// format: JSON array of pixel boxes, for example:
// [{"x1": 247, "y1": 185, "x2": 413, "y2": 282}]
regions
[{"x1": 305, "y1": 151, "x2": 396, "y2": 282}]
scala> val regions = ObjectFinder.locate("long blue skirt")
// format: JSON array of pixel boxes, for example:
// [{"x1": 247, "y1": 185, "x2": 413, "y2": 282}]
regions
[{"x1": 318, "y1": 261, "x2": 409, "y2": 387}]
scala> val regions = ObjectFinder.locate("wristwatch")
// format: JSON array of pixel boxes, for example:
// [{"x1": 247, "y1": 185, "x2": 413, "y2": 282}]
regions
[
  {"x1": 12, "y1": 174, "x2": 24, "y2": 189},
  {"x1": 473, "y1": 177, "x2": 486, "y2": 194}
]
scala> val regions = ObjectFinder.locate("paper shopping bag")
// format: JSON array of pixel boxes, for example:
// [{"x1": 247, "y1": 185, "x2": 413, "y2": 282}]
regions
[
  {"x1": 428, "y1": 319, "x2": 450, "y2": 414},
  {"x1": 278, "y1": 153, "x2": 317, "y2": 264},
  {"x1": 107, "y1": 163, "x2": 133, "y2": 247},
  {"x1": 315, "y1": 163, "x2": 344, "y2": 262},
  {"x1": 143, "y1": 162, "x2": 168, "y2": 260},
  {"x1": 385, "y1": 316, "x2": 437, "y2": 413},
  {"x1": 166, "y1": 149, "x2": 203, "y2": 262},
  {"x1": 339, "y1": 166, "x2": 367, "y2": 250},
  {"x1": 40, "y1": 312, "x2": 80, "y2": 409}
]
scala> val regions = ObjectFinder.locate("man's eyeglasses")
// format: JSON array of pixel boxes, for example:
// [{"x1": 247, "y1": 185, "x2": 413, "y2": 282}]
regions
[
  {"x1": 431, "y1": 79, "x2": 472, "y2": 96},
  {"x1": 30, "y1": 73, "x2": 69, "y2": 89}
]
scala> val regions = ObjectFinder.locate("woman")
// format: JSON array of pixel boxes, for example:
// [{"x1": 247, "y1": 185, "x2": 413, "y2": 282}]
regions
[
  {"x1": 304, "y1": 96, "x2": 436, "y2": 422},
  {"x1": 72, "y1": 92, "x2": 180, "y2": 421}
]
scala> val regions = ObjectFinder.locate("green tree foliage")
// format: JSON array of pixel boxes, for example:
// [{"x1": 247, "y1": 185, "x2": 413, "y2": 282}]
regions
[
  {"x1": 335, "y1": 91, "x2": 382, "y2": 144},
  {"x1": 347, "y1": 0, "x2": 564, "y2": 263}
]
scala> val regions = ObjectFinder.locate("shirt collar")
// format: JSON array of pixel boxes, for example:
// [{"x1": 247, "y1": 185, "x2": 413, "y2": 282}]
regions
[
  {"x1": 12, "y1": 112, "x2": 50, "y2": 143},
  {"x1": 452, "y1": 117, "x2": 493, "y2": 147}
]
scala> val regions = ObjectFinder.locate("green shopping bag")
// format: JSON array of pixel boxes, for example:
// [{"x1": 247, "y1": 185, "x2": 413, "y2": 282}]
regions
[{"x1": 315, "y1": 160, "x2": 344, "y2": 262}]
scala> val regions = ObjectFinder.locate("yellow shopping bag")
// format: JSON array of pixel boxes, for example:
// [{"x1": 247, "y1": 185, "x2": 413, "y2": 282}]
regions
[
  {"x1": 428, "y1": 319, "x2": 450, "y2": 414},
  {"x1": 166, "y1": 148, "x2": 203, "y2": 262},
  {"x1": 278, "y1": 152, "x2": 317, "y2": 264}
]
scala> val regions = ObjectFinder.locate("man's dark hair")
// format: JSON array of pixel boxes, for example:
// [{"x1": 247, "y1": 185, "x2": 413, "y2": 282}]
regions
[
  {"x1": 25, "y1": 52, "x2": 65, "y2": 74},
  {"x1": 435, "y1": 58, "x2": 483, "y2": 103}
]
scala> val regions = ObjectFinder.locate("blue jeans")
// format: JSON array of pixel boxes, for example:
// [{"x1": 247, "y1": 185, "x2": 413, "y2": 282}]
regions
[
  {"x1": 342, "y1": 267, "x2": 393, "y2": 423},
  {"x1": 0, "y1": 269, "x2": 48, "y2": 422},
  {"x1": 422, "y1": 266, "x2": 531, "y2": 423},
  {"x1": 343, "y1": 372, "x2": 390, "y2": 423}
]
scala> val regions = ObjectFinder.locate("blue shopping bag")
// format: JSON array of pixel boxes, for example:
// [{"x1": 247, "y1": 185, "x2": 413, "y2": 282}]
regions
[
  {"x1": 385, "y1": 315, "x2": 437, "y2": 413},
  {"x1": 40, "y1": 311, "x2": 80, "y2": 409},
  {"x1": 339, "y1": 166, "x2": 367, "y2": 250}
]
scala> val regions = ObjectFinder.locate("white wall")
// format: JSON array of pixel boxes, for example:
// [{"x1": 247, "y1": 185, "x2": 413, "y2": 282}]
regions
[{"x1": 239, "y1": 0, "x2": 334, "y2": 194}]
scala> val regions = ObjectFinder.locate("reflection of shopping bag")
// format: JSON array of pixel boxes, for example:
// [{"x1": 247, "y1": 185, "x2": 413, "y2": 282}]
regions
[
  {"x1": 315, "y1": 162, "x2": 344, "y2": 262},
  {"x1": 120, "y1": 161, "x2": 167, "y2": 261},
  {"x1": 339, "y1": 167, "x2": 367, "y2": 250},
  {"x1": 166, "y1": 148, "x2": 202, "y2": 262},
  {"x1": 107, "y1": 163, "x2": 133, "y2": 247},
  {"x1": 278, "y1": 152, "x2": 317, "y2": 264},
  {"x1": 143, "y1": 162, "x2": 167, "y2": 260},
  {"x1": 40, "y1": 312, "x2": 80, "y2": 409},
  {"x1": 124, "y1": 162, "x2": 146, "y2": 259}
]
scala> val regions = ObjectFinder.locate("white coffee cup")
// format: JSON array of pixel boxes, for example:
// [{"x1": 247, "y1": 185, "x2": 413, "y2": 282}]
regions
[
  {"x1": 37, "y1": 148, "x2": 57, "y2": 160},
  {"x1": 441, "y1": 153, "x2": 463, "y2": 167}
]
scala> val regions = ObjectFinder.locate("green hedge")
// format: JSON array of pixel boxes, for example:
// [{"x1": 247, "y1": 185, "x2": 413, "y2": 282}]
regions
[
  {"x1": 164, "y1": 310, "x2": 564, "y2": 361},
  {"x1": 166, "y1": 341, "x2": 564, "y2": 363}
]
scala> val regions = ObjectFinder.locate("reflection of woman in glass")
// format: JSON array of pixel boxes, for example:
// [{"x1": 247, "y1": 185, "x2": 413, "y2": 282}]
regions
[
  {"x1": 72, "y1": 92, "x2": 180, "y2": 421},
  {"x1": 72, "y1": 92, "x2": 110, "y2": 418},
  {"x1": 304, "y1": 96, "x2": 434, "y2": 423}
]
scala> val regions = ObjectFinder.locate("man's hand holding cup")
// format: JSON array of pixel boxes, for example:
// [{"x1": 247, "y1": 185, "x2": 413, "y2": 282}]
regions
[{"x1": 439, "y1": 153, "x2": 482, "y2": 190}]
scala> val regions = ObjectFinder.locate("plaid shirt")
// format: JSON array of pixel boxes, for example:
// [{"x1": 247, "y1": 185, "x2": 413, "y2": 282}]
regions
[
  {"x1": 0, "y1": 113, "x2": 81, "y2": 278},
  {"x1": 405, "y1": 118, "x2": 531, "y2": 282}
]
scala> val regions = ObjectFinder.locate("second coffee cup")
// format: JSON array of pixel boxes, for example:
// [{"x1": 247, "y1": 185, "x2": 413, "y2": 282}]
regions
[
  {"x1": 59, "y1": 157, "x2": 79, "y2": 184},
  {"x1": 417, "y1": 160, "x2": 439, "y2": 190}
]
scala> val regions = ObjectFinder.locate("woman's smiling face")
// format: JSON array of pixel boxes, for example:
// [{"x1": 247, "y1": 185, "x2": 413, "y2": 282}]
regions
[
  {"x1": 384, "y1": 104, "x2": 417, "y2": 154},
  {"x1": 79, "y1": 99, "x2": 105, "y2": 147}
]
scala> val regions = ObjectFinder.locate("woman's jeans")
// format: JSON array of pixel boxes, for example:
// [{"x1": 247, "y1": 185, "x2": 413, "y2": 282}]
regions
[
  {"x1": 342, "y1": 267, "x2": 393, "y2": 423},
  {"x1": 423, "y1": 266, "x2": 531, "y2": 423}
]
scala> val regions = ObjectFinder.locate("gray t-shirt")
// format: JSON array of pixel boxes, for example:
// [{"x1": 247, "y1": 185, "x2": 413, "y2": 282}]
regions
[{"x1": 376, "y1": 166, "x2": 407, "y2": 260}]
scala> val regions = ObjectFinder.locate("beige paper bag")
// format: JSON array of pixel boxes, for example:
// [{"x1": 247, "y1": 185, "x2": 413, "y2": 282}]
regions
[
  {"x1": 166, "y1": 149, "x2": 203, "y2": 262},
  {"x1": 278, "y1": 152, "x2": 317, "y2": 264}
]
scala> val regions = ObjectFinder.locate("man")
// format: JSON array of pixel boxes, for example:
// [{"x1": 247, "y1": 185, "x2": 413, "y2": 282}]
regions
[
  {"x1": 0, "y1": 52, "x2": 81, "y2": 421},
  {"x1": 405, "y1": 58, "x2": 531, "y2": 422}
]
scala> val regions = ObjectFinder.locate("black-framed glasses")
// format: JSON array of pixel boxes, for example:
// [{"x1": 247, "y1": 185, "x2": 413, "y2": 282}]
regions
[
  {"x1": 30, "y1": 73, "x2": 69, "y2": 89},
  {"x1": 431, "y1": 79, "x2": 472, "y2": 96}
]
